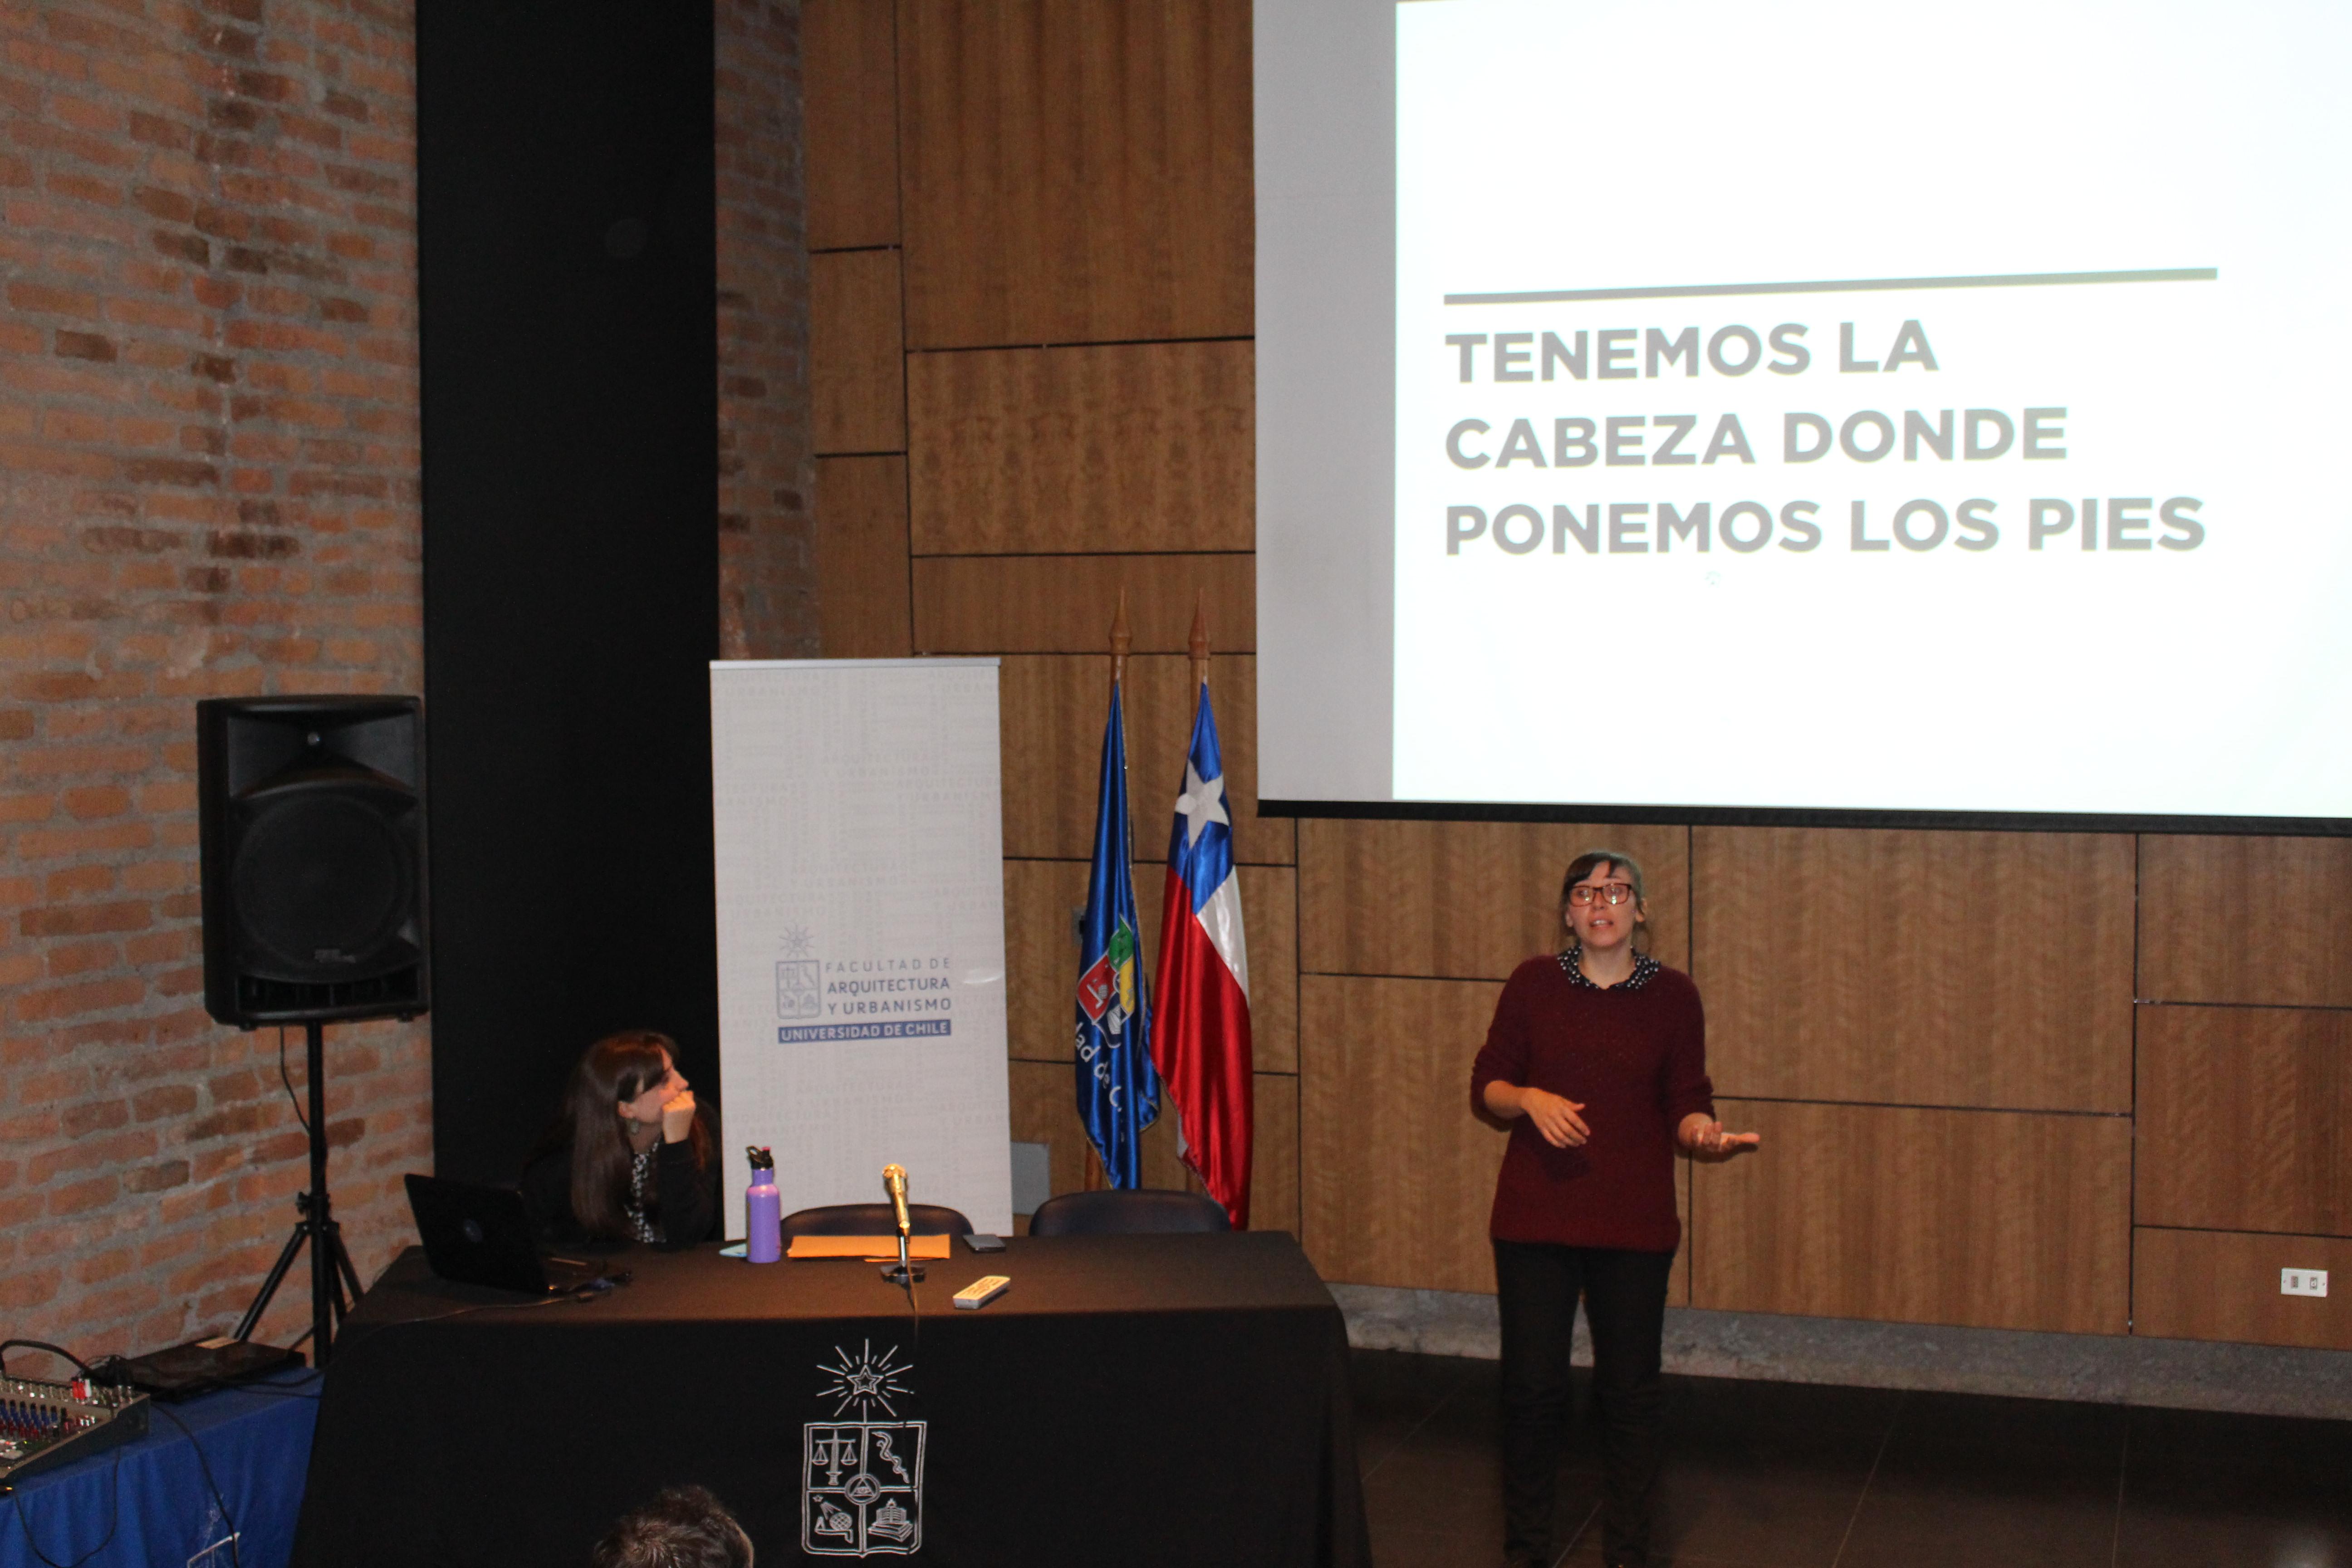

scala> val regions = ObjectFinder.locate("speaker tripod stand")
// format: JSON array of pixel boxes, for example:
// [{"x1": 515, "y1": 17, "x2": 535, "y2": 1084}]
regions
[{"x1": 234, "y1": 1019, "x2": 365, "y2": 1364}]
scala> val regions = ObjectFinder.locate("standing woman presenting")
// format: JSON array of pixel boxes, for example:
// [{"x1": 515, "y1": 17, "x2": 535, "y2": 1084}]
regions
[{"x1": 1470, "y1": 851, "x2": 1757, "y2": 1568}]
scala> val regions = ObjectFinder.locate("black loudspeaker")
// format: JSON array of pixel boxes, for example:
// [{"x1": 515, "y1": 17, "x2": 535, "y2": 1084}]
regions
[{"x1": 197, "y1": 696, "x2": 430, "y2": 1027}]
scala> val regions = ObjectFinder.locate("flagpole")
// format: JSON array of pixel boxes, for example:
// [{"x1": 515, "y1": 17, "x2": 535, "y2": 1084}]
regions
[
  {"x1": 1083, "y1": 590, "x2": 1133, "y2": 1195},
  {"x1": 1179, "y1": 592, "x2": 1212, "y2": 1201},
  {"x1": 1187, "y1": 589, "x2": 1208, "y2": 694}
]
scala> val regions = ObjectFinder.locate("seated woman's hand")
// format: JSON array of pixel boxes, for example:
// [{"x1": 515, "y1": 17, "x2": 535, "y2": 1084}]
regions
[{"x1": 660, "y1": 1088, "x2": 697, "y2": 1144}]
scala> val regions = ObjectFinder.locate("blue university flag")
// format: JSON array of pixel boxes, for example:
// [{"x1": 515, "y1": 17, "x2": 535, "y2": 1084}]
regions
[{"x1": 1074, "y1": 684, "x2": 1160, "y2": 1185}]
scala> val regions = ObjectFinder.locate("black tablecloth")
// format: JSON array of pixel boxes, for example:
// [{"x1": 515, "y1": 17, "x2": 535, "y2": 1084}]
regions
[{"x1": 291, "y1": 1232, "x2": 1370, "y2": 1567}]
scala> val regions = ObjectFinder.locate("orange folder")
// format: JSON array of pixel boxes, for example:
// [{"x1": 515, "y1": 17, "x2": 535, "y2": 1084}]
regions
[{"x1": 785, "y1": 1235, "x2": 952, "y2": 1261}]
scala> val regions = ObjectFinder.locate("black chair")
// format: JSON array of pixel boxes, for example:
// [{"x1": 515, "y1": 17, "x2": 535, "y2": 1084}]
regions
[
  {"x1": 1025, "y1": 1188, "x2": 1230, "y2": 1236},
  {"x1": 782, "y1": 1202, "x2": 975, "y2": 1238}
]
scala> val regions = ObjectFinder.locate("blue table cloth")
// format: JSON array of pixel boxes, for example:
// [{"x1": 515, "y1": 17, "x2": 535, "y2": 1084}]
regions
[{"x1": 2, "y1": 1370, "x2": 319, "y2": 1568}]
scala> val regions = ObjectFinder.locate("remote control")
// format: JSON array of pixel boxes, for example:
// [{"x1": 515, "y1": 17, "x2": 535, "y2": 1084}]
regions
[{"x1": 952, "y1": 1275, "x2": 1010, "y2": 1310}]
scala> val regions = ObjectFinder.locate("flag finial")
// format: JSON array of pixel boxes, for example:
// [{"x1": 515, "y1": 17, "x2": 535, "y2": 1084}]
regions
[{"x1": 1188, "y1": 590, "x2": 1210, "y2": 691}]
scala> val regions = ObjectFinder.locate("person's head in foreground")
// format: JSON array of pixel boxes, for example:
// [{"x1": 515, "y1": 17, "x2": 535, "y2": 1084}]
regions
[{"x1": 592, "y1": 1485, "x2": 753, "y2": 1568}]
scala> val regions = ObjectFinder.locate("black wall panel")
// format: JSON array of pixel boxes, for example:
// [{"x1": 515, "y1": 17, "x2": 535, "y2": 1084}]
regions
[{"x1": 418, "y1": 3, "x2": 719, "y2": 1183}]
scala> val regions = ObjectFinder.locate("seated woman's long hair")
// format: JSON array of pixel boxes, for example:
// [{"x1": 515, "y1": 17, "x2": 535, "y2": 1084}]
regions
[{"x1": 528, "y1": 1029, "x2": 711, "y2": 1240}]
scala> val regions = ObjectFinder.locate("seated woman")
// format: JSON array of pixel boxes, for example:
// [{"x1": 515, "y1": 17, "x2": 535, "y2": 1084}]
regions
[{"x1": 522, "y1": 1029, "x2": 719, "y2": 1247}]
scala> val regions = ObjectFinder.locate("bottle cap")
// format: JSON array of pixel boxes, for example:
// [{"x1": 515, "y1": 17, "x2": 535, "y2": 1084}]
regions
[{"x1": 746, "y1": 1145, "x2": 774, "y2": 1171}]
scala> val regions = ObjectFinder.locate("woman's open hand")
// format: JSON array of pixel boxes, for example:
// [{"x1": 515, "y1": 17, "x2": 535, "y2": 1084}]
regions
[
  {"x1": 1678, "y1": 1114, "x2": 1759, "y2": 1161},
  {"x1": 660, "y1": 1088, "x2": 697, "y2": 1144}
]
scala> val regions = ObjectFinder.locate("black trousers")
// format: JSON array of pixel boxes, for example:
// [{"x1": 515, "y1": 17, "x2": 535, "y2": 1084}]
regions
[{"x1": 1494, "y1": 1240, "x2": 1675, "y2": 1567}]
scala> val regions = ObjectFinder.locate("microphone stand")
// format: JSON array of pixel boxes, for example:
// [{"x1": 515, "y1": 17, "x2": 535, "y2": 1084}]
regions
[{"x1": 882, "y1": 1228, "x2": 922, "y2": 1286}]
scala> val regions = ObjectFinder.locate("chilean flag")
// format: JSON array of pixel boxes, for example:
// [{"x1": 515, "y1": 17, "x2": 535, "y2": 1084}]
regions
[{"x1": 1150, "y1": 683, "x2": 1253, "y2": 1228}]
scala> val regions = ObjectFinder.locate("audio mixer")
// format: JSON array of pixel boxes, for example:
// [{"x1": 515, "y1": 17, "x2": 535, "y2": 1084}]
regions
[{"x1": 0, "y1": 1372, "x2": 148, "y2": 1485}]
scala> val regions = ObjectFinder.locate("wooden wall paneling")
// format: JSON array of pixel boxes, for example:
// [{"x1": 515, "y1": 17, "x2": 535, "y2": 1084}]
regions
[
  {"x1": 905, "y1": 342, "x2": 1253, "y2": 554},
  {"x1": 803, "y1": 0, "x2": 900, "y2": 249},
  {"x1": 1236, "y1": 867, "x2": 1297, "y2": 1075},
  {"x1": 2136, "y1": 1004, "x2": 2352, "y2": 1235},
  {"x1": 1691, "y1": 828, "x2": 2135, "y2": 1111},
  {"x1": 896, "y1": 0, "x2": 1253, "y2": 348},
  {"x1": 1300, "y1": 975, "x2": 1509, "y2": 1293},
  {"x1": 1299, "y1": 820, "x2": 1689, "y2": 980},
  {"x1": 1253, "y1": 1071, "x2": 1301, "y2": 1237},
  {"x1": 1000, "y1": 654, "x2": 1293, "y2": 866},
  {"x1": 813, "y1": 455, "x2": 912, "y2": 657},
  {"x1": 912, "y1": 552, "x2": 1254, "y2": 654},
  {"x1": 998, "y1": 656, "x2": 1105, "y2": 860},
  {"x1": 810, "y1": 248, "x2": 906, "y2": 453},
  {"x1": 1004, "y1": 857, "x2": 1088, "y2": 1061},
  {"x1": 2132, "y1": 1227, "x2": 2352, "y2": 1350},
  {"x1": 2140, "y1": 836, "x2": 2352, "y2": 1007},
  {"x1": 1690, "y1": 1100, "x2": 2132, "y2": 1334}
]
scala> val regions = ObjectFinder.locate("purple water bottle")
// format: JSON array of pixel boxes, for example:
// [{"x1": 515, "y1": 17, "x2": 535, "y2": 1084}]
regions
[{"x1": 746, "y1": 1146, "x2": 781, "y2": 1264}]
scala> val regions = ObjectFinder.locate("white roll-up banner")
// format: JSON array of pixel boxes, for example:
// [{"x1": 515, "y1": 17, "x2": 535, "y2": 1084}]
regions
[{"x1": 711, "y1": 658, "x2": 1012, "y2": 1239}]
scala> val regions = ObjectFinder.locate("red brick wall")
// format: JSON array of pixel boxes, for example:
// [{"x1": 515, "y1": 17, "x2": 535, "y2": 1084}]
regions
[
  {"x1": 0, "y1": 0, "x2": 427, "y2": 1367},
  {"x1": 716, "y1": 0, "x2": 818, "y2": 660}
]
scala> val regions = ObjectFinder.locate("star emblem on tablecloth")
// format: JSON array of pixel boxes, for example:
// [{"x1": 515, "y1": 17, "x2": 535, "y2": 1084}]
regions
[{"x1": 818, "y1": 1341, "x2": 912, "y2": 1419}]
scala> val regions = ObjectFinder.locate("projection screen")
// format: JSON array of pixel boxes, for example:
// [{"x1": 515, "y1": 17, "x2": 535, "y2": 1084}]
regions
[{"x1": 1257, "y1": 0, "x2": 2352, "y2": 828}]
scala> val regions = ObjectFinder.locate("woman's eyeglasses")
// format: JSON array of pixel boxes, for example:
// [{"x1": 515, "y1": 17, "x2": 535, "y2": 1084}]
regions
[{"x1": 1566, "y1": 882, "x2": 1635, "y2": 907}]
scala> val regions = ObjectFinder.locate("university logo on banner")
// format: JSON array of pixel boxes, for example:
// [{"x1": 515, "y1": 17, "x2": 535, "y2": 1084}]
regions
[{"x1": 803, "y1": 1342, "x2": 925, "y2": 1557}]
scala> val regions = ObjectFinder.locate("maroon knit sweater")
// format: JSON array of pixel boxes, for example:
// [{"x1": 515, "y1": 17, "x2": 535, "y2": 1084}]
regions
[{"x1": 1468, "y1": 951, "x2": 1715, "y2": 1253}]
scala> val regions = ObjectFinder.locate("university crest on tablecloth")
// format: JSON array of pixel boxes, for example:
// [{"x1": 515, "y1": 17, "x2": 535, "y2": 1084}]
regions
[{"x1": 804, "y1": 1342, "x2": 925, "y2": 1557}]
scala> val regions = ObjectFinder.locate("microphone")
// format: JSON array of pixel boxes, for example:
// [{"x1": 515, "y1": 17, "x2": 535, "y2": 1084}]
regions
[
  {"x1": 882, "y1": 1164, "x2": 911, "y2": 1239},
  {"x1": 880, "y1": 1164, "x2": 922, "y2": 1285}
]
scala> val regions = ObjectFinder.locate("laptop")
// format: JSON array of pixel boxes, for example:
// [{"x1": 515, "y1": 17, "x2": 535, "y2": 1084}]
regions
[{"x1": 403, "y1": 1174, "x2": 629, "y2": 1295}]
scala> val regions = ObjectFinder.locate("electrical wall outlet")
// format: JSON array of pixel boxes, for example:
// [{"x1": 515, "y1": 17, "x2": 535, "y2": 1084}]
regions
[{"x1": 2280, "y1": 1268, "x2": 2328, "y2": 1298}]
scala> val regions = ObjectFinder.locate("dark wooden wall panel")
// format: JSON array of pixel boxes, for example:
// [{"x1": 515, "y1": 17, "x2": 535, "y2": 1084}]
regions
[
  {"x1": 1692, "y1": 1100, "x2": 2131, "y2": 1334},
  {"x1": 2136, "y1": 1005, "x2": 2352, "y2": 1235},
  {"x1": 905, "y1": 342, "x2": 1253, "y2": 554},
  {"x1": 912, "y1": 552, "x2": 1254, "y2": 653},
  {"x1": 999, "y1": 654, "x2": 1292, "y2": 866},
  {"x1": 1254, "y1": 1072, "x2": 1302, "y2": 1237},
  {"x1": 802, "y1": 0, "x2": 900, "y2": 249},
  {"x1": 1300, "y1": 974, "x2": 1510, "y2": 1294},
  {"x1": 2133, "y1": 1227, "x2": 2352, "y2": 1350},
  {"x1": 1004, "y1": 857, "x2": 1088, "y2": 1062},
  {"x1": 1694, "y1": 828, "x2": 2134, "y2": 1111},
  {"x1": 812, "y1": 455, "x2": 912, "y2": 657},
  {"x1": 1300, "y1": 821, "x2": 1689, "y2": 980},
  {"x1": 810, "y1": 248, "x2": 906, "y2": 452},
  {"x1": 897, "y1": 0, "x2": 1253, "y2": 348},
  {"x1": 2140, "y1": 836, "x2": 2352, "y2": 1006}
]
